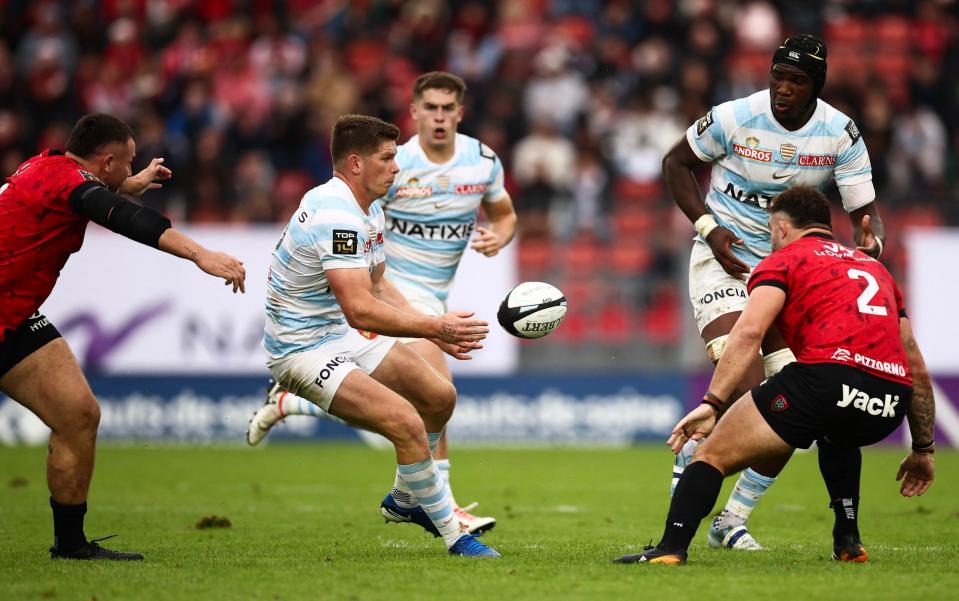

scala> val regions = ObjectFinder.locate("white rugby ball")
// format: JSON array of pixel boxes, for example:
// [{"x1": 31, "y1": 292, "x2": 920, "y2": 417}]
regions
[{"x1": 497, "y1": 282, "x2": 568, "y2": 339}]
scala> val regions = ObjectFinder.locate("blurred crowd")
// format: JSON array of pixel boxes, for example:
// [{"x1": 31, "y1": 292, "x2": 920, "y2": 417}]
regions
[{"x1": 2, "y1": 0, "x2": 957, "y2": 363}]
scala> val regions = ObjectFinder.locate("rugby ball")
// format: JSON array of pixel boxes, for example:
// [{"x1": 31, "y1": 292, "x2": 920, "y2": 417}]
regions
[{"x1": 497, "y1": 282, "x2": 568, "y2": 339}]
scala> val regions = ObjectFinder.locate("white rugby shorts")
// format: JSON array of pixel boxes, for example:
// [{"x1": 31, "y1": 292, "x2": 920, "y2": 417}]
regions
[
  {"x1": 266, "y1": 329, "x2": 396, "y2": 411},
  {"x1": 688, "y1": 238, "x2": 754, "y2": 334},
  {"x1": 393, "y1": 281, "x2": 446, "y2": 345}
]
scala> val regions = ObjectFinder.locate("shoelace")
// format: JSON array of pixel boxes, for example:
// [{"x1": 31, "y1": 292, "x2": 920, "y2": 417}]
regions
[{"x1": 89, "y1": 534, "x2": 119, "y2": 547}]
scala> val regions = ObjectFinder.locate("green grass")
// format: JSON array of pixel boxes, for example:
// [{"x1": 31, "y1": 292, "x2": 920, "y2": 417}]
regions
[{"x1": 1, "y1": 444, "x2": 957, "y2": 600}]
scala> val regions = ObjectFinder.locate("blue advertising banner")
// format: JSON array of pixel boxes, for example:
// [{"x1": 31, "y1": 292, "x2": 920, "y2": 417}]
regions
[{"x1": 0, "y1": 374, "x2": 686, "y2": 446}]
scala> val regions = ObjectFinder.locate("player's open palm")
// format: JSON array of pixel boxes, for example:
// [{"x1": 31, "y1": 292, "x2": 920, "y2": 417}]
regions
[
  {"x1": 706, "y1": 227, "x2": 750, "y2": 281},
  {"x1": 896, "y1": 452, "x2": 935, "y2": 497},
  {"x1": 435, "y1": 311, "x2": 488, "y2": 345},
  {"x1": 196, "y1": 249, "x2": 247, "y2": 293},
  {"x1": 667, "y1": 405, "x2": 718, "y2": 454},
  {"x1": 433, "y1": 339, "x2": 484, "y2": 360},
  {"x1": 122, "y1": 158, "x2": 173, "y2": 197}
]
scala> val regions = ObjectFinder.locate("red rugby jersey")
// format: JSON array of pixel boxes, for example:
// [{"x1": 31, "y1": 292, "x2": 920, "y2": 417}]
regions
[
  {"x1": 747, "y1": 233, "x2": 911, "y2": 385},
  {"x1": 0, "y1": 150, "x2": 101, "y2": 341}
]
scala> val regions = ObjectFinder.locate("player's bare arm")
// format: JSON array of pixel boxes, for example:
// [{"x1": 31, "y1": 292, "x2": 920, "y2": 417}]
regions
[
  {"x1": 370, "y1": 266, "x2": 482, "y2": 360},
  {"x1": 849, "y1": 203, "x2": 885, "y2": 259},
  {"x1": 662, "y1": 136, "x2": 749, "y2": 280},
  {"x1": 896, "y1": 317, "x2": 936, "y2": 497},
  {"x1": 471, "y1": 195, "x2": 517, "y2": 257},
  {"x1": 329, "y1": 265, "x2": 487, "y2": 345},
  {"x1": 157, "y1": 229, "x2": 246, "y2": 293},
  {"x1": 119, "y1": 157, "x2": 173, "y2": 197},
  {"x1": 668, "y1": 285, "x2": 785, "y2": 453}
]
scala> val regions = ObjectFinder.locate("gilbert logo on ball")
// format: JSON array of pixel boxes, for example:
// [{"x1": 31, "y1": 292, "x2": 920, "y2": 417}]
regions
[{"x1": 497, "y1": 282, "x2": 568, "y2": 339}]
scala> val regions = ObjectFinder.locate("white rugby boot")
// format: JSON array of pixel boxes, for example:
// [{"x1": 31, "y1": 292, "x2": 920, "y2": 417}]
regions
[
  {"x1": 707, "y1": 512, "x2": 764, "y2": 550},
  {"x1": 454, "y1": 502, "x2": 497, "y2": 536},
  {"x1": 246, "y1": 379, "x2": 288, "y2": 446}
]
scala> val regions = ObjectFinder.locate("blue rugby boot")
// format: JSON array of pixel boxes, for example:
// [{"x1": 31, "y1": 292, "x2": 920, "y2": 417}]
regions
[
  {"x1": 380, "y1": 493, "x2": 441, "y2": 537},
  {"x1": 448, "y1": 534, "x2": 500, "y2": 557}
]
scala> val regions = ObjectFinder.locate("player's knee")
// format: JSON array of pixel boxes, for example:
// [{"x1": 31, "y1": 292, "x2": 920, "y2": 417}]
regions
[
  {"x1": 691, "y1": 450, "x2": 729, "y2": 476},
  {"x1": 388, "y1": 409, "x2": 427, "y2": 448},
  {"x1": 417, "y1": 380, "x2": 456, "y2": 423},
  {"x1": 65, "y1": 392, "x2": 101, "y2": 435}
]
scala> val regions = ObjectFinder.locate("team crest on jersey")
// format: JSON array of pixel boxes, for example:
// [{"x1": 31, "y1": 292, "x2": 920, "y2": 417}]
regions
[
  {"x1": 695, "y1": 110, "x2": 714, "y2": 136},
  {"x1": 332, "y1": 229, "x2": 358, "y2": 255},
  {"x1": 779, "y1": 143, "x2": 797, "y2": 162},
  {"x1": 395, "y1": 178, "x2": 432, "y2": 198},
  {"x1": 437, "y1": 174, "x2": 450, "y2": 192},
  {"x1": 770, "y1": 394, "x2": 789, "y2": 412}
]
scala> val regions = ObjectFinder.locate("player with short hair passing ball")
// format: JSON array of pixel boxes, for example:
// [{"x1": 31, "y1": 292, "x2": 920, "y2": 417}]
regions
[
  {"x1": 0, "y1": 113, "x2": 247, "y2": 560},
  {"x1": 249, "y1": 72, "x2": 516, "y2": 536},
  {"x1": 661, "y1": 34, "x2": 886, "y2": 550},
  {"x1": 261, "y1": 113, "x2": 499, "y2": 557},
  {"x1": 614, "y1": 185, "x2": 936, "y2": 565}
]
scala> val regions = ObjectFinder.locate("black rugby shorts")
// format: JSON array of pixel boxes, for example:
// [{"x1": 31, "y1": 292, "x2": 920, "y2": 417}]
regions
[
  {"x1": 752, "y1": 362, "x2": 911, "y2": 449},
  {"x1": 0, "y1": 312, "x2": 63, "y2": 378}
]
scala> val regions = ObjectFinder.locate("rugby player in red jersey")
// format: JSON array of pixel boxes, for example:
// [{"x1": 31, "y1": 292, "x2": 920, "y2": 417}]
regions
[
  {"x1": 615, "y1": 185, "x2": 936, "y2": 565},
  {"x1": 0, "y1": 113, "x2": 246, "y2": 560}
]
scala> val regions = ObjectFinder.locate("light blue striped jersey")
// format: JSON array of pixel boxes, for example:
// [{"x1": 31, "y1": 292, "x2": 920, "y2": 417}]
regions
[
  {"x1": 686, "y1": 90, "x2": 874, "y2": 266},
  {"x1": 263, "y1": 177, "x2": 386, "y2": 360},
  {"x1": 380, "y1": 133, "x2": 508, "y2": 302}
]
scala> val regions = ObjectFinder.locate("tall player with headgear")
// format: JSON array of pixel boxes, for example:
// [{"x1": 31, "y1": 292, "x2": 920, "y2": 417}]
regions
[{"x1": 657, "y1": 34, "x2": 886, "y2": 555}]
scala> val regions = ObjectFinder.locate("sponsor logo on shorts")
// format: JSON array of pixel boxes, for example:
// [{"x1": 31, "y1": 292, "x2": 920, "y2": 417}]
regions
[
  {"x1": 700, "y1": 287, "x2": 747, "y2": 305},
  {"x1": 28, "y1": 315, "x2": 51, "y2": 331},
  {"x1": 836, "y1": 384, "x2": 899, "y2": 417},
  {"x1": 356, "y1": 329, "x2": 378, "y2": 340},
  {"x1": 770, "y1": 394, "x2": 789, "y2": 412},
  {"x1": 313, "y1": 355, "x2": 349, "y2": 389}
]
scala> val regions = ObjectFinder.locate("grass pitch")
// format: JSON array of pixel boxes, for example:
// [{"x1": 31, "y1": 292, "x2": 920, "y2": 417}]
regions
[{"x1": 1, "y1": 444, "x2": 956, "y2": 600}]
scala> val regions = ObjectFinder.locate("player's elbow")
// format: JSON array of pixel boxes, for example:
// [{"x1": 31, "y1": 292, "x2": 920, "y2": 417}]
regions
[{"x1": 341, "y1": 300, "x2": 377, "y2": 331}]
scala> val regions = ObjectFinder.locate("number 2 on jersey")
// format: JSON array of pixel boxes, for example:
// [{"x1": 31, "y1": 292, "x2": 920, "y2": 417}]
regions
[{"x1": 847, "y1": 268, "x2": 888, "y2": 316}]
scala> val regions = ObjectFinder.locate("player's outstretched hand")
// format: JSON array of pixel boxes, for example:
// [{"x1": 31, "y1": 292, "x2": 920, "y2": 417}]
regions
[
  {"x1": 896, "y1": 451, "x2": 935, "y2": 497},
  {"x1": 856, "y1": 214, "x2": 881, "y2": 258},
  {"x1": 121, "y1": 158, "x2": 173, "y2": 197},
  {"x1": 667, "y1": 405, "x2": 718, "y2": 454},
  {"x1": 431, "y1": 339, "x2": 484, "y2": 360},
  {"x1": 470, "y1": 226, "x2": 504, "y2": 257},
  {"x1": 196, "y1": 249, "x2": 247, "y2": 293},
  {"x1": 705, "y1": 227, "x2": 750, "y2": 281},
  {"x1": 435, "y1": 311, "x2": 488, "y2": 345}
]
